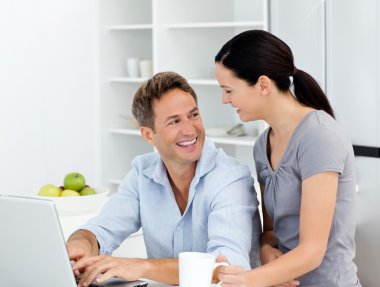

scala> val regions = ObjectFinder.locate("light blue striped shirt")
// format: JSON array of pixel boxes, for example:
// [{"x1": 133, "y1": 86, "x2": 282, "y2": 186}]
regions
[{"x1": 81, "y1": 139, "x2": 261, "y2": 269}]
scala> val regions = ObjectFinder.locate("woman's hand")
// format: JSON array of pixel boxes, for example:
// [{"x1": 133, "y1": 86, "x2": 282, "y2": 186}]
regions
[
  {"x1": 73, "y1": 255, "x2": 148, "y2": 287},
  {"x1": 218, "y1": 265, "x2": 248, "y2": 287},
  {"x1": 218, "y1": 263, "x2": 299, "y2": 287}
]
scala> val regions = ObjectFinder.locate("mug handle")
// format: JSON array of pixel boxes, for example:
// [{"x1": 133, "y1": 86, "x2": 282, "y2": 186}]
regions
[{"x1": 213, "y1": 262, "x2": 228, "y2": 287}]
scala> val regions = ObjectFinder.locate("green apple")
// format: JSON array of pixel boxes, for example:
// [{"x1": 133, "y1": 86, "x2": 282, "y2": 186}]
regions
[
  {"x1": 60, "y1": 189, "x2": 80, "y2": 197},
  {"x1": 38, "y1": 184, "x2": 61, "y2": 197},
  {"x1": 63, "y1": 172, "x2": 86, "y2": 192},
  {"x1": 80, "y1": 187, "x2": 96, "y2": 196}
]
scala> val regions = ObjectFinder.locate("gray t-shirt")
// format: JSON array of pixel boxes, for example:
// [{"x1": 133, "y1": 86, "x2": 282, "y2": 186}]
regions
[{"x1": 254, "y1": 110, "x2": 360, "y2": 286}]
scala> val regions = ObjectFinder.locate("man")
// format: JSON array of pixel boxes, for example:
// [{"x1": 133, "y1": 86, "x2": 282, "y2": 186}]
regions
[{"x1": 67, "y1": 72, "x2": 261, "y2": 287}]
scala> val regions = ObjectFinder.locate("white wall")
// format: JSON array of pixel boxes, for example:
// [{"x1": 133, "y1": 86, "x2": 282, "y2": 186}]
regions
[{"x1": 0, "y1": 0, "x2": 100, "y2": 195}]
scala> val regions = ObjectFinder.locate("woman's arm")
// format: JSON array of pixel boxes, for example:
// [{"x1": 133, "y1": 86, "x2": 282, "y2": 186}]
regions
[{"x1": 220, "y1": 171, "x2": 339, "y2": 287}]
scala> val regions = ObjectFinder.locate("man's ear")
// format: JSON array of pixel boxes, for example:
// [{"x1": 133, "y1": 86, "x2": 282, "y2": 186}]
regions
[
  {"x1": 140, "y1": 126, "x2": 154, "y2": 145},
  {"x1": 257, "y1": 75, "x2": 272, "y2": 96}
]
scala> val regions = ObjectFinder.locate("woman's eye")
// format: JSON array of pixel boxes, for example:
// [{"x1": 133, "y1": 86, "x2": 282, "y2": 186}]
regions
[{"x1": 225, "y1": 90, "x2": 232, "y2": 94}]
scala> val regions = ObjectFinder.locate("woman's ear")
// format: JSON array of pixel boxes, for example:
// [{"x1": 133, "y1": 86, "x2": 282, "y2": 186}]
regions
[
  {"x1": 257, "y1": 75, "x2": 272, "y2": 96},
  {"x1": 140, "y1": 126, "x2": 154, "y2": 145}
]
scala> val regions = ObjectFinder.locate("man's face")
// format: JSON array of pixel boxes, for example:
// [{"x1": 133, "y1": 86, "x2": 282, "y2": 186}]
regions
[{"x1": 142, "y1": 88, "x2": 205, "y2": 168}]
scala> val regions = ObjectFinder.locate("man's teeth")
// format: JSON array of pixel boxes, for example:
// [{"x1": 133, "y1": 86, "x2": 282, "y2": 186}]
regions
[{"x1": 178, "y1": 138, "x2": 197, "y2": 146}]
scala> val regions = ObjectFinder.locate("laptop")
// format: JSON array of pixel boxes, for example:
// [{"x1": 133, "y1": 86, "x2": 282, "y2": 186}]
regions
[{"x1": 0, "y1": 195, "x2": 148, "y2": 287}]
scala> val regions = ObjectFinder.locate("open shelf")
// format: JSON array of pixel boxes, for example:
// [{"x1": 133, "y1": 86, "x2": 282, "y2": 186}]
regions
[
  {"x1": 101, "y1": 0, "x2": 268, "y2": 193},
  {"x1": 108, "y1": 24, "x2": 153, "y2": 31},
  {"x1": 108, "y1": 128, "x2": 141, "y2": 136},
  {"x1": 165, "y1": 21, "x2": 265, "y2": 29},
  {"x1": 109, "y1": 77, "x2": 218, "y2": 86},
  {"x1": 98, "y1": 0, "x2": 268, "y2": 261},
  {"x1": 188, "y1": 79, "x2": 219, "y2": 86},
  {"x1": 109, "y1": 77, "x2": 148, "y2": 83},
  {"x1": 208, "y1": 135, "x2": 257, "y2": 146},
  {"x1": 108, "y1": 128, "x2": 257, "y2": 147}
]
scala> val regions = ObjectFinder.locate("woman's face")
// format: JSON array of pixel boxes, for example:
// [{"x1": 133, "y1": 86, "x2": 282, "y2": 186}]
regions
[{"x1": 215, "y1": 63, "x2": 263, "y2": 122}]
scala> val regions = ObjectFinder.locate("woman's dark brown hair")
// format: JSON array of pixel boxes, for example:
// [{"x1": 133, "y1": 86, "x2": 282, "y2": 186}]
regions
[{"x1": 215, "y1": 30, "x2": 334, "y2": 118}]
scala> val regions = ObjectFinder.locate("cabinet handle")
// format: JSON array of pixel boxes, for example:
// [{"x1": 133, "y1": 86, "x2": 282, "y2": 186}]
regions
[{"x1": 353, "y1": 145, "x2": 380, "y2": 158}]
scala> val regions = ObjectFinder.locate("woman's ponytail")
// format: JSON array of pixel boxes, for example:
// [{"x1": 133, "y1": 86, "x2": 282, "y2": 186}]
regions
[{"x1": 293, "y1": 68, "x2": 334, "y2": 118}]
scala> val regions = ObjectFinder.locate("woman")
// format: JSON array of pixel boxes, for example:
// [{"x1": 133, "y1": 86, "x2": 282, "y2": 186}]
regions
[{"x1": 214, "y1": 30, "x2": 361, "y2": 287}]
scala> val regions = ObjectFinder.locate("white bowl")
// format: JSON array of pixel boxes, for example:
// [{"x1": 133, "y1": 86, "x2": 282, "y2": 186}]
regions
[{"x1": 33, "y1": 187, "x2": 110, "y2": 216}]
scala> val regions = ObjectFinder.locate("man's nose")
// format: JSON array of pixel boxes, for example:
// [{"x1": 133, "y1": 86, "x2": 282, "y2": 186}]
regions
[{"x1": 181, "y1": 119, "x2": 196, "y2": 134}]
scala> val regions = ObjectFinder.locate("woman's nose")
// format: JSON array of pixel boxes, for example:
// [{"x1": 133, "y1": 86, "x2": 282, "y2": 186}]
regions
[{"x1": 222, "y1": 93, "x2": 230, "y2": 104}]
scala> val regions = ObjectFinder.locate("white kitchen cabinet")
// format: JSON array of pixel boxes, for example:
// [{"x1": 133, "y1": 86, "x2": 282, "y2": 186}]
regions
[
  {"x1": 98, "y1": 0, "x2": 268, "y2": 258},
  {"x1": 99, "y1": 0, "x2": 269, "y2": 188}
]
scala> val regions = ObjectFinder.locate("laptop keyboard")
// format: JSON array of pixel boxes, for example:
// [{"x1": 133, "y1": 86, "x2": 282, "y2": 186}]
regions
[{"x1": 75, "y1": 275, "x2": 148, "y2": 287}]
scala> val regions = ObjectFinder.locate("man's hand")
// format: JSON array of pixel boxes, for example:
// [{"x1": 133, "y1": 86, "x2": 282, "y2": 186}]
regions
[
  {"x1": 73, "y1": 256, "x2": 149, "y2": 287},
  {"x1": 260, "y1": 245, "x2": 300, "y2": 287},
  {"x1": 67, "y1": 238, "x2": 92, "y2": 261},
  {"x1": 260, "y1": 244, "x2": 284, "y2": 265},
  {"x1": 66, "y1": 230, "x2": 99, "y2": 277}
]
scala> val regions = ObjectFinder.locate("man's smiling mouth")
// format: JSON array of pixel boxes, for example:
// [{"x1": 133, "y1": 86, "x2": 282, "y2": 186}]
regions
[{"x1": 177, "y1": 137, "x2": 197, "y2": 147}]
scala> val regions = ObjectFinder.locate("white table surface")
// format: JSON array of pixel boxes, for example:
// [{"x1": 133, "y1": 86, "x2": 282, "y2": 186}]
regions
[{"x1": 146, "y1": 281, "x2": 218, "y2": 287}]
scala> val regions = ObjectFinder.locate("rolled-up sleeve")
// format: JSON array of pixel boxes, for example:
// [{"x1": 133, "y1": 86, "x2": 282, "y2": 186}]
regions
[
  {"x1": 207, "y1": 166, "x2": 260, "y2": 270},
  {"x1": 80, "y1": 168, "x2": 141, "y2": 255}
]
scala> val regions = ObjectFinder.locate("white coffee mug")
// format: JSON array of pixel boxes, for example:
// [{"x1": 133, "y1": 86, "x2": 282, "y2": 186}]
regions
[
  {"x1": 126, "y1": 58, "x2": 140, "y2": 77},
  {"x1": 179, "y1": 252, "x2": 228, "y2": 287},
  {"x1": 139, "y1": 59, "x2": 153, "y2": 78}
]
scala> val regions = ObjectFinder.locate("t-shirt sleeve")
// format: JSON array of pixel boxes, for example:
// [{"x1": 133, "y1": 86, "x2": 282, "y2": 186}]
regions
[{"x1": 298, "y1": 126, "x2": 348, "y2": 180}]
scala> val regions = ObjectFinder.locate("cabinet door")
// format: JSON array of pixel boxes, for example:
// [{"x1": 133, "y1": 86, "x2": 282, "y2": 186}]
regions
[
  {"x1": 270, "y1": 0, "x2": 326, "y2": 90},
  {"x1": 326, "y1": 0, "x2": 377, "y2": 147}
]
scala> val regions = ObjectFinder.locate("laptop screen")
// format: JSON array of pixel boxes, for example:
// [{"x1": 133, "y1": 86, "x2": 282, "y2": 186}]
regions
[
  {"x1": 0, "y1": 195, "x2": 147, "y2": 287},
  {"x1": 0, "y1": 195, "x2": 78, "y2": 287}
]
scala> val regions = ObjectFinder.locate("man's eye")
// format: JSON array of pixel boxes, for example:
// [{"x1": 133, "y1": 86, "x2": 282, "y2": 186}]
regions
[{"x1": 192, "y1": 112, "x2": 199, "y2": 118}]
